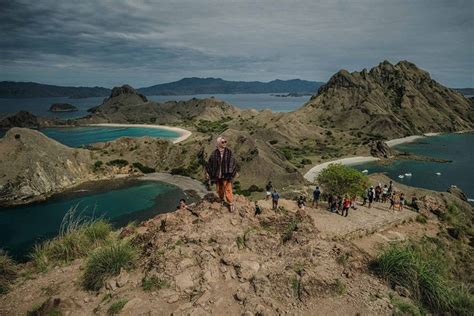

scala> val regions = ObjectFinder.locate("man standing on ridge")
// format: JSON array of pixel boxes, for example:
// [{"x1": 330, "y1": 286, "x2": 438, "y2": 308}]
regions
[{"x1": 206, "y1": 136, "x2": 238, "y2": 212}]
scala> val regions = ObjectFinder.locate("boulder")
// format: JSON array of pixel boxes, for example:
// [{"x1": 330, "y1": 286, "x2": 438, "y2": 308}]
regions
[
  {"x1": 447, "y1": 185, "x2": 468, "y2": 202},
  {"x1": 369, "y1": 140, "x2": 393, "y2": 158}
]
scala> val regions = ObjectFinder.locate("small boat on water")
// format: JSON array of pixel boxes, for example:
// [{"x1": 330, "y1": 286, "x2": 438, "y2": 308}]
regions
[
  {"x1": 435, "y1": 172, "x2": 441, "y2": 176},
  {"x1": 404, "y1": 173, "x2": 412, "y2": 177},
  {"x1": 362, "y1": 169, "x2": 368, "y2": 173},
  {"x1": 398, "y1": 175, "x2": 405, "y2": 179}
]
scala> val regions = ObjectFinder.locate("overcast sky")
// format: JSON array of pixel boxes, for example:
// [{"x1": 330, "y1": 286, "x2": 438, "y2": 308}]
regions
[{"x1": 0, "y1": 0, "x2": 472, "y2": 88}]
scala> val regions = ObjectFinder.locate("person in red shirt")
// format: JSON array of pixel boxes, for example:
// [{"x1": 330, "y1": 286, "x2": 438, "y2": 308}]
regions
[{"x1": 342, "y1": 195, "x2": 351, "y2": 217}]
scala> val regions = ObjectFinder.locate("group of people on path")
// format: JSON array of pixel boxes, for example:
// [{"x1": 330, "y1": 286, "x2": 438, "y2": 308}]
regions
[{"x1": 205, "y1": 137, "x2": 413, "y2": 216}]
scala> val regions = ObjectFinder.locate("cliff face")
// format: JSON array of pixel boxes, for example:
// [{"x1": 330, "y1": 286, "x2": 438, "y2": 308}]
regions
[
  {"x1": 0, "y1": 128, "x2": 96, "y2": 206},
  {"x1": 296, "y1": 60, "x2": 474, "y2": 138}
]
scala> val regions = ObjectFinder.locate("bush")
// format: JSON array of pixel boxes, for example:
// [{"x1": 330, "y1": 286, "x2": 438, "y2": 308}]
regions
[
  {"x1": 106, "y1": 159, "x2": 129, "y2": 168},
  {"x1": 415, "y1": 215, "x2": 427, "y2": 224},
  {"x1": 93, "y1": 160, "x2": 103, "y2": 171},
  {"x1": 82, "y1": 240, "x2": 137, "y2": 291},
  {"x1": 107, "y1": 299, "x2": 128, "y2": 315},
  {"x1": 0, "y1": 251, "x2": 17, "y2": 294},
  {"x1": 269, "y1": 139, "x2": 278, "y2": 145},
  {"x1": 142, "y1": 275, "x2": 169, "y2": 291},
  {"x1": 31, "y1": 209, "x2": 112, "y2": 271},
  {"x1": 301, "y1": 158, "x2": 312, "y2": 165},
  {"x1": 316, "y1": 163, "x2": 368, "y2": 197},
  {"x1": 371, "y1": 242, "x2": 473, "y2": 315},
  {"x1": 132, "y1": 162, "x2": 155, "y2": 174}
]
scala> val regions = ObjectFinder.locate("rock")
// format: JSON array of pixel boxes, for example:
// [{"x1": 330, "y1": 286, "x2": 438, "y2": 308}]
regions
[
  {"x1": 395, "y1": 285, "x2": 410, "y2": 297},
  {"x1": 369, "y1": 140, "x2": 393, "y2": 158},
  {"x1": 234, "y1": 289, "x2": 247, "y2": 302},
  {"x1": 175, "y1": 271, "x2": 194, "y2": 291},
  {"x1": 105, "y1": 279, "x2": 117, "y2": 291},
  {"x1": 122, "y1": 298, "x2": 143, "y2": 313},
  {"x1": 167, "y1": 294, "x2": 180, "y2": 303},
  {"x1": 236, "y1": 260, "x2": 260, "y2": 280},
  {"x1": 116, "y1": 268, "x2": 129, "y2": 287},
  {"x1": 447, "y1": 186, "x2": 468, "y2": 202},
  {"x1": 0, "y1": 111, "x2": 39, "y2": 128}
]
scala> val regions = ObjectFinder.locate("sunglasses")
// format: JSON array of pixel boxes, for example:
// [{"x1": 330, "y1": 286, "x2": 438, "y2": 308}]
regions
[{"x1": 221, "y1": 140, "x2": 227, "y2": 144}]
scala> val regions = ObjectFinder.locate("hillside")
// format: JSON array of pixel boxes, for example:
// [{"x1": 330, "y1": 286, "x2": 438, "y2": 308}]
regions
[
  {"x1": 0, "y1": 81, "x2": 110, "y2": 99},
  {"x1": 1, "y1": 177, "x2": 472, "y2": 315},
  {"x1": 294, "y1": 60, "x2": 474, "y2": 138},
  {"x1": 138, "y1": 77, "x2": 323, "y2": 95},
  {"x1": 0, "y1": 128, "x2": 97, "y2": 205}
]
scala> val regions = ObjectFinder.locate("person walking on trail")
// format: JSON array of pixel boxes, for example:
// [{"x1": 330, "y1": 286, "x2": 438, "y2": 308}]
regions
[
  {"x1": 368, "y1": 186, "x2": 375, "y2": 208},
  {"x1": 399, "y1": 193, "x2": 405, "y2": 211},
  {"x1": 265, "y1": 181, "x2": 273, "y2": 200},
  {"x1": 342, "y1": 195, "x2": 351, "y2": 217},
  {"x1": 388, "y1": 180, "x2": 393, "y2": 194},
  {"x1": 206, "y1": 136, "x2": 238, "y2": 212},
  {"x1": 312, "y1": 186, "x2": 321, "y2": 208},
  {"x1": 297, "y1": 195, "x2": 306, "y2": 210},
  {"x1": 271, "y1": 189, "x2": 280, "y2": 210},
  {"x1": 382, "y1": 184, "x2": 389, "y2": 203}
]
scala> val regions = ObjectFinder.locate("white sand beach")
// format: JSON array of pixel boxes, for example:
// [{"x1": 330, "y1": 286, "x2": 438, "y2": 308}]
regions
[
  {"x1": 86, "y1": 123, "x2": 192, "y2": 144},
  {"x1": 385, "y1": 135, "x2": 426, "y2": 147},
  {"x1": 304, "y1": 156, "x2": 380, "y2": 182}
]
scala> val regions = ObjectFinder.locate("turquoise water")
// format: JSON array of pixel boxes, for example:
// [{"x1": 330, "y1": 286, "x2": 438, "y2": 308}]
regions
[
  {"x1": 354, "y1": 133, "x2": 474, "y2": 201},
  {"x1": 39, "y1": 126, "x2": 179, "y2": 147},
  {"x1": 0, "y1": 180, "x2": 186, "y2": 260}
]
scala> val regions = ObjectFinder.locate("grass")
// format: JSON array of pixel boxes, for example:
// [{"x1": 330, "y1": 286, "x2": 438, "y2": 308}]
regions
[
  {"x1": 291, "y1": 275, "x2": 302, "y2": 300},
  {"x1": 336, "y1": 252, "x2": 350, "y2": 267},
  {"x1": 31, "y1": 207, "x2": 112, "y2": 271},
  {"x1": 371, "y1": 241, "x2": 474, "y2": 315},
  {"x1": 142, "y1": 275, "x2": 169, "y2": 291},
  {"x1": 107, "y1": 299, "x2": 128, "y2": 315},
  {"x1": 415, "y1": 215, "x2": 427, "y2": 224},
  {"x1": 0, "y1": 251, "x2": 17, "y2": 294},
  {"x1": 82, "y1": 240, "x2": 137, "y2": 291},
  {"x1": 282, "y1": 218, "x2": 299, "y2": 243},
  {"x1": 333, "y1": 279, "x2": 346, "y2": 296}
]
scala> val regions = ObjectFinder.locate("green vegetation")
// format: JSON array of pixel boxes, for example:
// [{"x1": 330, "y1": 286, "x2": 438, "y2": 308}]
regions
[
  {"x1": 0, "y1": 251, "x2": 17, "y2": 294},
  {"x1": 107, "y1": 299, "x2": 128, "y2": 315},
  {"x1": 106, "y1": 159, "x2": 129, "y2": 168},
  {"x1": 415, "y1": 215, "x2": 427, "y2": 224},
  {"x1": 132, "y1": 162, "x2": 155, "y2": 173},
  {"x1": 282, "y1": 218, "x2": 299, "y2": 243},
  {"x1": 439, "y1": 203, "x2": 474, "y2": 239},
  {"x1": 31, "y1": 208, "x2": 112, "y2": 271},
  {"x1": 391, "y1": 297, "x2": 424, "y2": 316},
  {"x1": 142, "y1": 275, "x2": 169, "y2": 291},
  {"x1": 196, "y1": 118, "x2": 231, "y2": 133},
  {"x1": 291, "y1": 275, "x2": 302, "y2": 300},
  {"x1": 93, "y1": 160, "x2": 103, "y2": 171},
  {"x1": 82, "y1": 240, "x2": 137, "y2": 291},
  {"x1": 333, "y1": 279, "x2": 346, "y2": 296},
  {"x1": 371, "y1": 239, "x2": 474, "y2": 315},
  {"x1": 300, "y1": 158, "x2": 312, "y2": 165},
  {"x1": 316, "y1": 163, "x2": 368, "y2": 197}
]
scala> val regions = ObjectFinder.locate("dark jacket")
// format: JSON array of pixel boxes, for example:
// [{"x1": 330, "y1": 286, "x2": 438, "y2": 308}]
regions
[{"x1": 206, "y1": 147, "x2": 238, "y2": 183}]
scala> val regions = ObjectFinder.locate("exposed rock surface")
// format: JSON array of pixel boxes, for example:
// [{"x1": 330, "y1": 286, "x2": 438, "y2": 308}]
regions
[
  {"x1": 369, "y1": 140, "x2": 393, "y2": 158},
  {"x1": 447, "y1": 185, "x2": 468, "y2": 202}
]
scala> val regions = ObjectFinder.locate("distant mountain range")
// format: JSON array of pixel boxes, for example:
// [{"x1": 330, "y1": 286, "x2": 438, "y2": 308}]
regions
[{"x1": 0, "y1": 78, "x2": 324, "y2": 99}]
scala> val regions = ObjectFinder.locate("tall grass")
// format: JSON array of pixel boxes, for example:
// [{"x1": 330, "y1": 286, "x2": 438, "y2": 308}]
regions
[
  {"x1": 82, "y1": 240, "x2": 137, "y2": 291},
  {"x1": 0, "y1": 251, "x2": 17, "y2": 294},
  {"x1": 31, "y1": 205, "x2": 112, "y2": 271},
  {"x1": 371, "y1": 241, "x2": 473, "y2": 315}
]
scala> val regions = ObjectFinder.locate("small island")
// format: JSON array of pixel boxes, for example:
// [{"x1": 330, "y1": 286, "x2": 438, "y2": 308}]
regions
[{"x1": 48, "y1": 103, "x2": 78, "y2": 112}]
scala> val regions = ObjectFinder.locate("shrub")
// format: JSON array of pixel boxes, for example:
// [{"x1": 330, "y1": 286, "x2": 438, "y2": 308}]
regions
[
  {"x1": 170, "y1": 167, "x2": 191, "y2": 176},
  {"x1": 132, "y1": 162, "x2": 155, "y2": 174},
  {"x1": 142, "y1": 275, "x2": 169, "y2": 291},
  {"x1": 93, "y1": 160, "x2": 103, "y2": 171},
  {"x1": 415, "y1": 215, "x2": 427, "y2": 224},
  {"x1": 282, "y1": 218, "x2": 299, "y2": 243},
  {"x1": 371, "y1": 242, "x2": 473, "y2": 315},
  {"x1": 0, "y1": 251, "x2": 17, "y2": 294},
  {"x1": 82, "y1": 240, "x2": 137, "y2": 291},
  {"x1": 316, "y1": 163, "x2": 368, "y2": 197},
  {"x1": 269, "y1": 139, "x2": 278, "y2": 145},
  {"x1": 106, "y1": 159, "x2": 129, "y2": 168},
  {"x1": 301, "y1": 158, "x2": 312, "y2": 165},
  {"x1": 107, "y1": 299, "x2": 128, "y2": 315},
  {"x1": 31, "y1": 207, "x2": 112, "y2": 271}
]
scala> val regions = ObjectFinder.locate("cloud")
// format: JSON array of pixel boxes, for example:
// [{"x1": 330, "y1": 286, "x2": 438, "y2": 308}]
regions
[{"x1": 0, "y1": 0, "x2": 472, "y2": 87}]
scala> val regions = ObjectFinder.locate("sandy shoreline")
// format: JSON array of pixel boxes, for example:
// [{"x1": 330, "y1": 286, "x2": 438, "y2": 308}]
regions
[
  {"x1": 304, "y1": 156, "x2": 380, "y2": 182},
  {"x1": 86, "y1": 123, "x2": 192, "y2": 144},
  {"x1": 139, "y1": 172, "x2": 210, "y2": 198}
]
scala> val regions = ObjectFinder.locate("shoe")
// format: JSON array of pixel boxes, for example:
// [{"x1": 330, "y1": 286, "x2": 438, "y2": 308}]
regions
[{"x1": 229, "y1": 204, "x2": 235, "y2": 212}]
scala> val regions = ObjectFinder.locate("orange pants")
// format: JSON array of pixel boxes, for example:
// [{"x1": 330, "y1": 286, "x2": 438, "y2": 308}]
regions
[{"x1": 216, "y1": 179, "x2": 234, "y2": 204}]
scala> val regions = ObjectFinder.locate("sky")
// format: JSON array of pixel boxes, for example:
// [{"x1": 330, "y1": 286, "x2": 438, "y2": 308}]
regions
[{"x1": 0, "y1": 0, "x2": 472, "y2": 88}]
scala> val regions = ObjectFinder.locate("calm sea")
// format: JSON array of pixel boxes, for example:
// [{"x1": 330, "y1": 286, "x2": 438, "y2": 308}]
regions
[
  {"x1": 354, "y1": 133, "x2": 474, "y2": 202},
  {"x1": 0, "y1": 93, "x2": 309, "y2": 118},
  {"x1": 0, "y1": 180, "x2": 186, "y2": 260}
]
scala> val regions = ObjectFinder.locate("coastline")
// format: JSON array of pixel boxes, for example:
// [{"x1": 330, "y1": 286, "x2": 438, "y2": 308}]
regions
[
  {"x1": 304, "y1": 156, "x2": 380, "y2": 182},
  {"x1": 86, "y1": 123, "x2": 192, "y2": 144},
  {"x1": 138, "y1": 172, "x2": 210, "y2": 198}
]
